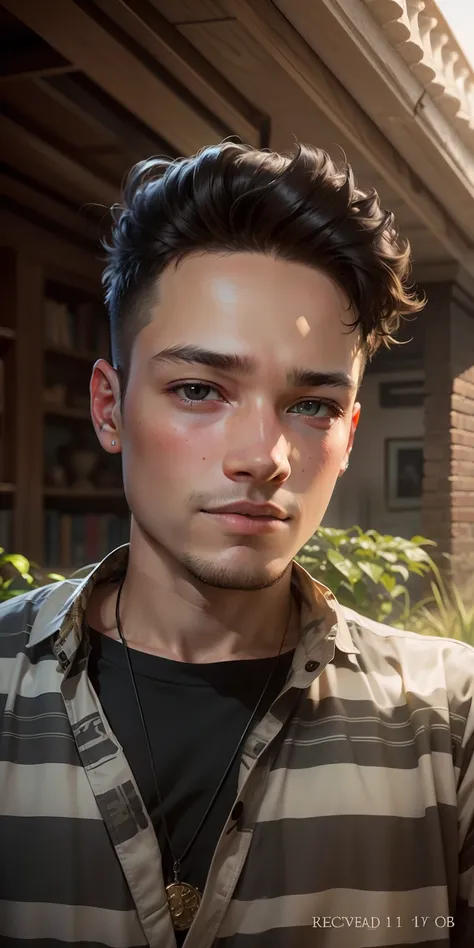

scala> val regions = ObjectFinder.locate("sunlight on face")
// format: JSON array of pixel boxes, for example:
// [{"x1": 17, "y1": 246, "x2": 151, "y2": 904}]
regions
[{"x1": 120, "y1": 252, "x2": 362, "y2": 590}]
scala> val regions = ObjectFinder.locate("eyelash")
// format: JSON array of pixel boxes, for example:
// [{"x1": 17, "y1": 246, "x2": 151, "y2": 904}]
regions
[{"x1": 167, "y1": 382, "x2": 344, "y2": 420}]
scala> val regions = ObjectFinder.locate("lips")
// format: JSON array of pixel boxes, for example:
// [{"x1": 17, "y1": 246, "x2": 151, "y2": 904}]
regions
[
  {"x1": 204, "y1": 502, "x2": 288, "y2": 520},
  {"x1": 239, "y1": 513, "x2": 275, "y2": 519},
  {"x1": 203, "y1": 510, "x2": 289, "y2": 535}
]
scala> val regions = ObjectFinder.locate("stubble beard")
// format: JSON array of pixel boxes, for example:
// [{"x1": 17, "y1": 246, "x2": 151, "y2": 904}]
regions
[{"x1": 178, "y1": 549, "x2": 292, "y2": 591}]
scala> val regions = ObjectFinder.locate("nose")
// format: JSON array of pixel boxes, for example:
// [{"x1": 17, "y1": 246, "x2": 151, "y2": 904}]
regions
[{"x1": 222, "y1": 406, "x2": 292, "y2": 485}]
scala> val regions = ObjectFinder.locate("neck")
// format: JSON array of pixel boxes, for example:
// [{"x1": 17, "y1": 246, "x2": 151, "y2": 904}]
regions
[{"x1": 87, "y1": 534, "x2": 301, "y2": 664}]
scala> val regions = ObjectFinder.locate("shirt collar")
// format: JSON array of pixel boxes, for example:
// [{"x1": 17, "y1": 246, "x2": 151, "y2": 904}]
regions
[
  {"x1": 27, "y1": 545, "x2": 129, "y2": 651},
  {"x1": 27, "y1": 545, "x2": 360, "y2": 670},
  {"x1": 291, "y1": 559, "x2": 358, "y2": 656}
]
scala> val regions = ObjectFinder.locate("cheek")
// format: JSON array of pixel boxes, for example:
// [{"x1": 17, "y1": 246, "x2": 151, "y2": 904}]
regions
[
  {"x1": 124, "y1": 392, "x2": 214, "y2": 477},
  {"x1": 328, "y1": 421, "x2": 353, "y2": 461},
  {"x1": 299, "y1": 425, "x2": 349, "y2": 480}
]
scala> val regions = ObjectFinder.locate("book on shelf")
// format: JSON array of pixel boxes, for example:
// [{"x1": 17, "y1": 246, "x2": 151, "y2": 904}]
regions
[
  {"x1": 44, "y1": 298, "x2": 109, "y2": 356},
  {"x1": 45, "y1": 511, "x2": 129, "y2": 570}
]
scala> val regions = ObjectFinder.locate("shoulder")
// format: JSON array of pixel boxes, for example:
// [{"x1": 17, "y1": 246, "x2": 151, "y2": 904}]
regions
[
  {"x1": 343, "y1": 605, "x2": 474, "y2": 712},
  {"x1": 0, "y1": 583, "x2": 56, "y2": 626},
  {"x1": 343, "y1": 602, "x2": 474, "y2": 659},
  {"x1": 0, "y1": 582, "x2": 67, "y2": 653}
]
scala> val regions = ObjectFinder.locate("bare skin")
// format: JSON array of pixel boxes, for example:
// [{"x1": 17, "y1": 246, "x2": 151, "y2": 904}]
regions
[{"x1": 88, "y1": 252, "x2": 362, "y2": 663}]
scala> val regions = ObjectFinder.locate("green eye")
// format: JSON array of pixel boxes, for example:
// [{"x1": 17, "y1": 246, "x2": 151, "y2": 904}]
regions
[{"x1": 290, "y1": 400, "x2": 341, "y2": 419}]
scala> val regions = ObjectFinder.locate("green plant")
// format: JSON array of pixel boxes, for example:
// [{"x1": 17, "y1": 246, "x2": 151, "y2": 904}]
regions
[
  {"x1": 408, "y1": 560, "x2": 474, "y2": 645},
  {"x1": 0, "y1": 550, "x2": 63, "y2": 601},
  {"x1": 295, "y1": 526, "x2": 436, "y2": 625}
]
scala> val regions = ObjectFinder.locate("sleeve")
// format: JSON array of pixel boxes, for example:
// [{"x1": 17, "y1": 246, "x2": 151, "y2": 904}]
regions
[{"x1": 451, "y1": 645, "x2": 474, "y2": 946}]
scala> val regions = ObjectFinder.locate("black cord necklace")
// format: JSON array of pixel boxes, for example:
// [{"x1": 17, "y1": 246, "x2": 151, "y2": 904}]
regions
[{"x1": 114, "y1": 576, "x2": 292, "y2": 933}]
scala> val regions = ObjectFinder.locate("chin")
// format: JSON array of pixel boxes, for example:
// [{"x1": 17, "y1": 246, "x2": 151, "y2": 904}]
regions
[{"x1": 179, "y1": 548, "x2": 292, "y2": 591}]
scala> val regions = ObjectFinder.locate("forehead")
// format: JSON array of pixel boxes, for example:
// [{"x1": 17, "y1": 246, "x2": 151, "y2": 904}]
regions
[{"x1": 140, "y1": 252, "x2": 362, "y2": 373}]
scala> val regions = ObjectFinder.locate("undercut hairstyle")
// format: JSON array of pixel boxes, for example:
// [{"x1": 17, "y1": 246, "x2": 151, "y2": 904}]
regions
[{"x1": 103, "y1": 141, "x2": 425, "y2": 390}]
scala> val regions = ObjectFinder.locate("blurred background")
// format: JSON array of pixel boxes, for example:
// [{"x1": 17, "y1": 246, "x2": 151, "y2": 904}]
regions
[{"x1": 0, "y1": 0, "x2": 473, "y2": 587}]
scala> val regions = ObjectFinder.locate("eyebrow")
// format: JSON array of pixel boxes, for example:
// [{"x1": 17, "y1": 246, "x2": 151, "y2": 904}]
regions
[{"x1": 151, "y1": 344, "x2": 356, "y2": 392}]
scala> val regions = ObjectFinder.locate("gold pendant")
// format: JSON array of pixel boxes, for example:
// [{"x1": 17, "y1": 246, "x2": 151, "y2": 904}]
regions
[{"x1": 166, "y1": 880, "x2": 202, "y2": 931}]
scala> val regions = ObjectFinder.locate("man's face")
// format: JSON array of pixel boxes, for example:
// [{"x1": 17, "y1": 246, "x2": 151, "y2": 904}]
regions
[{"x1": 101, "y1": 252, "x2": 361, "y2": 590}]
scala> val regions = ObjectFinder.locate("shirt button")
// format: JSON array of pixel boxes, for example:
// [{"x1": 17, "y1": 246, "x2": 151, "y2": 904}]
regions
[{"x1": 305, "y1": 660, "x2": 320, "y2": 672}]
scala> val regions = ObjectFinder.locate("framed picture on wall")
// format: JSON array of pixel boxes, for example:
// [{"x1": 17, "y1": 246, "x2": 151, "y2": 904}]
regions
[{"x1": 385, "y1": 438, "x2": 424, "y2": 510}]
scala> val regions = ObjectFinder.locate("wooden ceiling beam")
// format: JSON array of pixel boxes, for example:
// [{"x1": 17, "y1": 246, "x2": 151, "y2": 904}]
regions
[
  {"x1": 0, "y1": 205, "x2": 102, "y2": 285},
  {"x1": 0, "y1": 166, "x2": 100, "y2": 245},
  {"x1": 113, "y1": 0, "x2": 266, "y2": 146},
  {"x1": 0, "y1": 106, "x2": 118, "y2": 206},
  {"x1": 2, "y1": 0, "x2": 226, "y2": 154},
  {"x1": 78, "y1": 0, "x2": 233, "y2": 140},
  {"x1": 0, "y1": 44, "x2": 77, "y2": 82},
  {"x1": 225, "y1": 0, "x2": 474, "y2": 275},
  {"x1": 37, "y1": 73, "x2": 176, "y2": 165}
]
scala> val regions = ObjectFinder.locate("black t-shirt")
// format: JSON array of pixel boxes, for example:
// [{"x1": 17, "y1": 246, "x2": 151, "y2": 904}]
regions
[{"x1": 87, "y1": 629, "x2": 294, "y2": 945}]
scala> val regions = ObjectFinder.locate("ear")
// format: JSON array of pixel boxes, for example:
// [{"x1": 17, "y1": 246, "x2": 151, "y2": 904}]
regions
[
  {"x1": 338, "y1": 402, "x2": 361, "y2": 477},
  {"x1": 90, "y1": 359, "x2": 122, "y2": 454}
]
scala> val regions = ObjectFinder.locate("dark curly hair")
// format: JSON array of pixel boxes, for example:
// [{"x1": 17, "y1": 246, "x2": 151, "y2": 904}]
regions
[{"x1": 103, "y1": 142, "x2": 425, "y2": 388}]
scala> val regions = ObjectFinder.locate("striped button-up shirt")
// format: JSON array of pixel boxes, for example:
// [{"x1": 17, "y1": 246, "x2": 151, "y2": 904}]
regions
[{"x1": 1, "y1": 544, "x2": 474, "y2": 947}]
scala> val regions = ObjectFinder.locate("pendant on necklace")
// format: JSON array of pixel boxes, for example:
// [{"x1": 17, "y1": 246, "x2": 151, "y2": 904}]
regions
[{"x1": 166, "y1": 880, "x2": 202, "y2": 931}]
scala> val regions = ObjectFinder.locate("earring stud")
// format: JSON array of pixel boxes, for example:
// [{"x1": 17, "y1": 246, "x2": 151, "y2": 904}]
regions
[{"x1": 111, "y1": 440, "x2": 116, "y2": 447}]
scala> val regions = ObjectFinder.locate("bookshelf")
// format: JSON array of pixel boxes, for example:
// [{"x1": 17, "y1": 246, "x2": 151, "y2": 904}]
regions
[
  {"x1": 45, "y1": 406, "x2": 92, "y2": 422},
  {"x1": 1, "y1": 246, "x2": 129, "y2": 574},
  {"x1": 0, "y1": 251, "x2": 21, "y2": 555},
  {"x1": 44, "y1": 488, "x2": 125, "y2": 500}
]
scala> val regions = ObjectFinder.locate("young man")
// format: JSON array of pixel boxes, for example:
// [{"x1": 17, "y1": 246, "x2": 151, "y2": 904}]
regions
[{"x1": 0, "y1": 143, "x2": 473, "y2": 948}]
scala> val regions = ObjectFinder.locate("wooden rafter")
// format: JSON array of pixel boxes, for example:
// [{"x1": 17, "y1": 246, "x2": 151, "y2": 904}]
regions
[
  {"x1": 36, "y1": 73, "x2": 176, "y2": 165},
  {"x1": 0, "y1": 206, "x2": 102, "y2": 284},
  {"x1": 0, "y1": 105, "x2": 118, "y2": 206},
  {"x1": 0, "y1": 165, "x2": 101, "y2": 246},
  {"x1": 2, "y1": 0, "x2": 227, "y2": 154},
  {"x1": 113, "y1": 0, "x2": 267, "y2": 147},
  {"x1": 0, "y1": 44, "x2": 77, "y2": 82},
  {"x1": 77, "y1": 0, "x2": 233, "y2": 140}
]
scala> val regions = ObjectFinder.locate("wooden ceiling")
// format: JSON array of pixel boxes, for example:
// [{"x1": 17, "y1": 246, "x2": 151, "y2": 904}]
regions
[{"x1": 0, "y1": 0, "x2": 455, "y2": 283}]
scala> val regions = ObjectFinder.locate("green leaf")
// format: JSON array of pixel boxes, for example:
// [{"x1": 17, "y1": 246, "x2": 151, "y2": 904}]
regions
[
  {"x1": 403, "y1": 546, "x2": 431, "y2": 563},
  {"x1": 391, "y1": 564, "x2": 409, "y2": 582},
  {"x1": 407, "y1": 563, "x2": 428, "y2": 576},
  {"x1": 379, "y1": 551, "x2": 398, "y2": 563},
  {"x1": 391, "y1": 585, "x2": 407, "y2": 600},
  {"x1": 327, "y1": 549, "x2": 362, "y2": 584},
  {"x1": 380, "y1": 572, "x2": 397, "y2": 593},
  {"x1": 410, "y1": 535, "x2": 436, "y2": 547},
  {"x1": 1, "y1": 553, "x2": 30, "y2": 574},
  {"x1": 358, "y1": 561, "x2": 385, "y2": 584}
]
